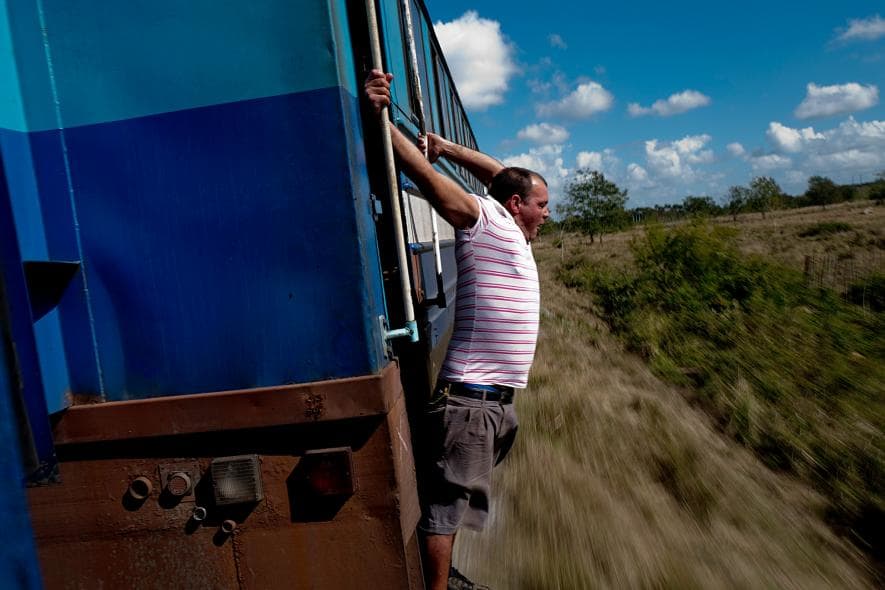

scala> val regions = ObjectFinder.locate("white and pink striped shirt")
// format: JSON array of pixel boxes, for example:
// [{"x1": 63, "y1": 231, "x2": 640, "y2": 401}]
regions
[{"x1": 439, "y1": 194, "x2": 540, "y2": 389}]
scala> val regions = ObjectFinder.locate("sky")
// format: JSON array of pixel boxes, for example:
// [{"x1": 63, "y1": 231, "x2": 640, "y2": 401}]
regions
[{"x1": 422, "y1": 0, "x2": 885, "y2": 209}]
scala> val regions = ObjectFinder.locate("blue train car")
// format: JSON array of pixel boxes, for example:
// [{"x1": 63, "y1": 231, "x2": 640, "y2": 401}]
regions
[{"x1": 0, "y1": 0, "x2": 483, "y2": 587}]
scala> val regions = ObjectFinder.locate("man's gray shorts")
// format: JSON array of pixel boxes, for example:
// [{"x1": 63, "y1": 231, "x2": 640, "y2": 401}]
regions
[{"x1": 417, "y1": 384, "x2": 519, "y2": 535}]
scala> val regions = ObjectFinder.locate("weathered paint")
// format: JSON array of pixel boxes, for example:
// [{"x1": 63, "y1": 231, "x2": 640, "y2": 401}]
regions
[
  {"x1": 53, "y1": 363, "x2": 402, "y2": 445},
  {"x1": 2, "y1": 0, "x2": 391, "y2": 410},
  {"x1": 29, "y1": 366, "x2": 422, "y2": 589}
]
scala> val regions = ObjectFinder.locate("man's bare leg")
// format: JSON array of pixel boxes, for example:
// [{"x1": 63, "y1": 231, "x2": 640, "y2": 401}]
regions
[{"x1": 424, "y1": 532, "x2": 456, "y2": 590}]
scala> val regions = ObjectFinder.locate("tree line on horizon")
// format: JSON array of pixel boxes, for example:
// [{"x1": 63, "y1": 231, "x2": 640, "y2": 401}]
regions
[{"x1": 552, "y1": 169, "x2": 885, "y2": 243}]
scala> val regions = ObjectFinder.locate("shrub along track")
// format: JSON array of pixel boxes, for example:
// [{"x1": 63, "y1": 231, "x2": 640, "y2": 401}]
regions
[{"x1": 452, "y1": 227, "x2": 877, "y2": 589}]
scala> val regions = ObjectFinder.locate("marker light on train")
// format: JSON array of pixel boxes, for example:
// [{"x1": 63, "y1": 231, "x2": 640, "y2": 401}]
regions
[
  {"x1": 300, "y1": 447, "x2": 354, "y2": 496},
  {"x1": 210, "y1": 455, "x2": 264, "y2": 506}
]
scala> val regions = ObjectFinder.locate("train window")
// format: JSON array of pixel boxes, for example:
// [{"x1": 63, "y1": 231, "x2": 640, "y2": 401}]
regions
[
  {"x1": 453, "y1": 95, "x2": 465, "y2": 145},
  {"x1": 413, "y1": 4, "x2": 436, "y2": 130},
  {"x1": 444, "y1": 82, "x2": 456, "y2": 141},
  {"x1": 397, "y1": 0, "x2": 436, "y2": 130},
  {"x1": 396, "y1": 2, "x2": 422, "y2": 118},
  {"x1": 429, "y1": 46, "x2": 445, "y2": 136},
  {"x1": 437, "y1": 71, "x2": 453, "y2": 140}
]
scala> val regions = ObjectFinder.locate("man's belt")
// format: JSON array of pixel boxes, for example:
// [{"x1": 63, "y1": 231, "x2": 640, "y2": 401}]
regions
[{"x1": 438, "y1": 380, "x2": 515, "y2": 404}]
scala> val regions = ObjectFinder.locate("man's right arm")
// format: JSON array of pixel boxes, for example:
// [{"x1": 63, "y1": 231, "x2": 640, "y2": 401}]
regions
[{"x1": 365, "y1": 70, "x2": 479, "y2": 229}]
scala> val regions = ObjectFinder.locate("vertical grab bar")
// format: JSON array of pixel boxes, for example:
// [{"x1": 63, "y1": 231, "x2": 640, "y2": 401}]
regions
[
  {"x1": 364, "y1": 0, "x2": 419, "y2": 343},
  {"x1": 400, "y1": 0, "x2": 447, "y2": 308}
]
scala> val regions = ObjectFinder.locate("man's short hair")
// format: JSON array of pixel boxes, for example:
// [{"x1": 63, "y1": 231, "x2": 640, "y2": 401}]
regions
[{"x1": 488, "y1": 167, "x2": 548, "y2": 205}]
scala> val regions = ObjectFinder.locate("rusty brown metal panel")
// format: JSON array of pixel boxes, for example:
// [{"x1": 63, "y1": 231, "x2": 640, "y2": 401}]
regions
[
  {"x1": 52, "y1": 362, "x2": 401, "y2": 445},
  {"x1": 30, "y1": 366, "x2": 426, "y2": 589},
  {"x1": 386, "y1": 393, "x2": 421, "y2": 544},
  {"x1": 29, "y1": 457, "x2": 237, "y2": 588},
  {"x1": 237, "y1": 523, "x2": 411, "y2": 590},
  {"x1": 404, "y1": 529, "x2": 425, "y2": 590},
  {"x1": 28, "y1": 459, "x2": 212, "y2": 543},
  {"x1": 38, "y1": 535, "x2": 239, "y2": 590}
]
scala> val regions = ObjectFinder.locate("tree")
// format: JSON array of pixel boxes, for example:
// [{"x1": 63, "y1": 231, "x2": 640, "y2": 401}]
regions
[
  {"x1": 805, "y1": 175, "x2": 838, "y2": 209},
  {"x1": 682, "y1": 195, "x2": 720, "y2": 217},
  {"x1": 747, "y1": 176, "x2": 781, "y2": 218},
  {"x1": 723, "y1": 185, "x2": 749, "y2": 221},
  {"x1": 558, "y1": 169, "x2": 628, "y2": 243},
  {"x1": 865, "y1": 171, "x2": 885, "y2": 204}
]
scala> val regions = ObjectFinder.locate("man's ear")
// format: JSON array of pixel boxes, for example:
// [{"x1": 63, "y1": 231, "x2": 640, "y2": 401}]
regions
[{"x1": 506, "y1": 194, "x2": 522, "y2": 215}]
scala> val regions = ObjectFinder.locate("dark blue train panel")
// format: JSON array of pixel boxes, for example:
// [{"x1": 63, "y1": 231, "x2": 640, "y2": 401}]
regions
[{"x1": 1, "y1": 0, "x2": 389, "y2": 413}]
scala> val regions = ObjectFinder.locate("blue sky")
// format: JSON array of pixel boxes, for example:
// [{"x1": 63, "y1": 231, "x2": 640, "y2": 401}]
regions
[{"x1": 423, "y1": 1, "x2": 885, "y2": 208}]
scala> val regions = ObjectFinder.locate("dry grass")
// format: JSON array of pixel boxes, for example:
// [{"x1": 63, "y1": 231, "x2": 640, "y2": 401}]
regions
[
  {"x1": 452, "y1": 204, "x2": 881, "y2": 589},
  {"x1": 554, "y1": 200, "x2": 884, "y2": 278},
  {"x1": 718, "y1": 201, "x2": 883, "y2": 282}
]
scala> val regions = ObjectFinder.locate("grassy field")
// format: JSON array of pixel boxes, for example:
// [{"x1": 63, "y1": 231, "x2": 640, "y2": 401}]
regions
[{"x1": 453, "y1": 201, "x2": 882, "y2": 589}]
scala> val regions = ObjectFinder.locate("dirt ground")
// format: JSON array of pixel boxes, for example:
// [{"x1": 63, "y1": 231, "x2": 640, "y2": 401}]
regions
[{"x1": 452, "y1": 203, "x2": 881, "y2": 589}]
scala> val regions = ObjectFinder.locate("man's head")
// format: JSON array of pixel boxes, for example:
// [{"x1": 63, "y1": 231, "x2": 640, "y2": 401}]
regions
[{"x1": 489, "y1": 167, "x2": 550, "y2": 241}]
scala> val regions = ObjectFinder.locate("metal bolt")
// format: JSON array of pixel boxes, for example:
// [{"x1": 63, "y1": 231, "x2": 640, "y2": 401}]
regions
[
  {"x1": 166, "y1": 472, "x2": 193, "y2": 497},
  {"x1": 191, "y1": 506, "x2": 208, "y2": 522},
  {"x1": 128, "y1": 476, "x2": 153, "y2": 501}
]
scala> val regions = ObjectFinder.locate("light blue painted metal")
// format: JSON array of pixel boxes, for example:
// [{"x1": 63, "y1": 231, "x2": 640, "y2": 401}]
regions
[
  {"x1": 386, "y1": 319, "x2": 418, "y2": 342},
  {"x1": 0, "y1": 4, "x2": 28, "y2": 132},
  {"x1": 1, "y1": 0, "x2": 342, "y2": 132}
]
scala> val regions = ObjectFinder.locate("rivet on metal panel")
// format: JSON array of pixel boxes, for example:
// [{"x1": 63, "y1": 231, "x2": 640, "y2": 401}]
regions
[{"x1": 304, "y1": 392, "x2": 325, "y2": 421}]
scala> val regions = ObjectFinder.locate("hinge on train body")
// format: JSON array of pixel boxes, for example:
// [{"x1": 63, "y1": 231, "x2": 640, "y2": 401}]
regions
[{"x1": 369, "y1": 193, "x2": 384, "y2": 221}]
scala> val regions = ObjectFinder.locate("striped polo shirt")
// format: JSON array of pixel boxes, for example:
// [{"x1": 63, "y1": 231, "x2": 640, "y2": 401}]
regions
[{"x1": 439, "y1": 194, "x2": 540, "y2": 389}]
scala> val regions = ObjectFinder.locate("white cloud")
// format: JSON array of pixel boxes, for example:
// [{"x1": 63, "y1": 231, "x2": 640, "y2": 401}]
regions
[
  {"x1": 807, "y1": 149, "x2": 885, "y2": 171},
  {"x1": 794, "y1": 82, "x2": 879, "y2": 119},
  {"x1": 785, "y1": 170, "x2": 807, "y2": 186},
  {"x1": 727, "y1": 142, "x2": 746, "y2": 157},
  {"x1": 502, "y1": 144, "x2": 570, "y2": 206},
  {"x1": 835, "y1": 15, "x2": 885, "y2": 43},
  {"x1": 548, "y1": 34, "x2": 567, "y2": 49},
  {"x1": 433, "y1": 11, "x2": 516, "y2": 110},
  {"x1": 802, "y1": 118, "x2": 885, "y2": 171},
  {"x1": 740, "y1": 117, "x2": 885, "y2": 180},
  {"x1": 575, "y1": 149, "x2": 619, "y2": 174},
  {"x1": 644, "y1": 134, "x2": 714, "y2": 178},
  {"x1": 576, "y1": 151, "x2": 601, "y2": 169},
  {"x1": 766, "y1": 122, "x2": 824, "y2": 153},
  {"x1": 536, "y1": 81, "x2": 614, "y2": 118},
  {"x1": 825, "y1": 117, "x2": 885, "y2": 151},
  {"x1": 517, "y1": 122, "x2": 570, "y2": 145},
  {"x1": 627, "y1": 163, "x2": 650, "y2": 184},
  {"x1": 749, "y1": 154, "x2": 792, "y2": 170},
  {"x1": 627, "y1": 90, "x2": 711, "y2": 117}
]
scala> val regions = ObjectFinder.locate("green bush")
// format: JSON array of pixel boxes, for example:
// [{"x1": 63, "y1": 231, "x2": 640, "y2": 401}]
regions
[
  {"x1": 846, "y1": 273, "x2": 885, "y2": 312},
  {"x1": 563, "y1": 221, "x2": 885, "y2": 557}
]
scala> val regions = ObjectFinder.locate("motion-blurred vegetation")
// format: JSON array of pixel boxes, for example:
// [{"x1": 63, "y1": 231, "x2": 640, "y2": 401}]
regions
[{"x1": 559, "y1": 221, "x2": 884, "y2": 559}]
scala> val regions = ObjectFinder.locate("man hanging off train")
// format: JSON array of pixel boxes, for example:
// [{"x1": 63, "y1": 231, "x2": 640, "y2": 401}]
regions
[{"x1": 365, "y1": 70, "x2": 549, "y2": 590}]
